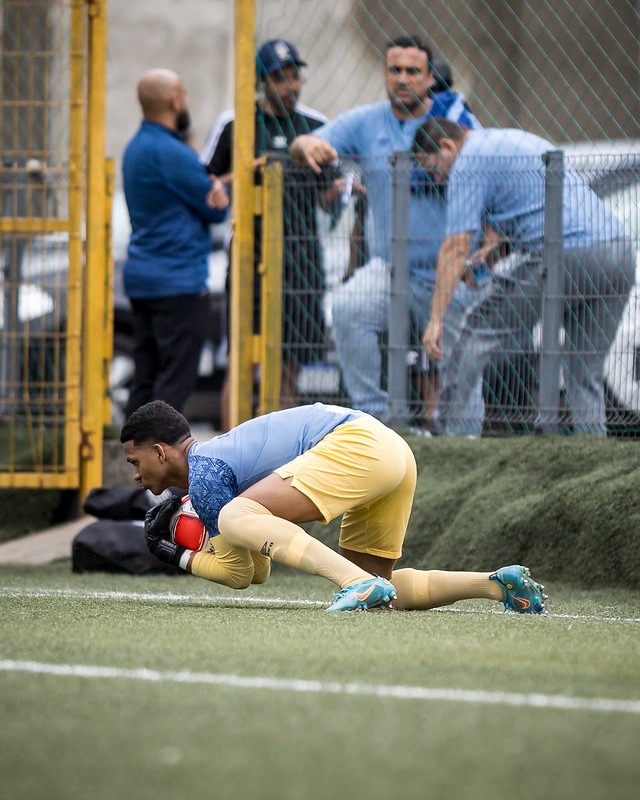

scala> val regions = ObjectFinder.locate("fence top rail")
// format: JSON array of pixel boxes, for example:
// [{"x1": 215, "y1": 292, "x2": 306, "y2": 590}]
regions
[{"x1": 0, "y1": 219, "x2": 70, "y2": 234}]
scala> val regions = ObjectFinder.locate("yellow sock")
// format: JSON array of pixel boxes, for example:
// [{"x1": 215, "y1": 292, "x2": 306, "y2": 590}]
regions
[
  {"x1": 391, "y1": 568, "x2": 503, "y2": 610},
  {"x1": 188, "y1": 542, "x2": 271, "y2": 588},
  {"x1": 250, "y1": 551, "x2": 271, "y2": 584},
  {"x1": 189, "y1": 534, "x2": 257, "y2": 589},
  {"x1": 219, "y1": 496, "x2": 370, "y2": 588}
]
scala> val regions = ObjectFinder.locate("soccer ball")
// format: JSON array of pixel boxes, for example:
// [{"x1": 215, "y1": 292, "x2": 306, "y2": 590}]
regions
[{"x1": 170, "y1": 495, "x2": 208, "y2": 551}]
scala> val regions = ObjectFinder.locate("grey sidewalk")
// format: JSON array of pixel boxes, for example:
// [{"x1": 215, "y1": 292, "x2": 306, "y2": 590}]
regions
[{"x1": 0, "y1": 516, "x2": 94, "y2": 565}]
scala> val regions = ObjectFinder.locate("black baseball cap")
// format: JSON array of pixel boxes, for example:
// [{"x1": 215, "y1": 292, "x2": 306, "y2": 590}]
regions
[{"x1": 257, "y1": 39, "x2": 307, "y2": 76}]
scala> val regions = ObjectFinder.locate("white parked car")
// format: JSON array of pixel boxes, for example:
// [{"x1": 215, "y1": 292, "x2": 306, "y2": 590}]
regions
[{"x1": 563, "y1": 140, "x2": 640, "y2": 426}]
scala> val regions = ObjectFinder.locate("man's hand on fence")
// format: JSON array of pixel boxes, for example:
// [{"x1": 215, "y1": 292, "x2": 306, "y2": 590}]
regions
[
  {"x1": 290, "y1": 134, "x2": 338, "y2": 174},
  {"x1": 423, "y1": 319, "x2": 444, "y2": 362}
]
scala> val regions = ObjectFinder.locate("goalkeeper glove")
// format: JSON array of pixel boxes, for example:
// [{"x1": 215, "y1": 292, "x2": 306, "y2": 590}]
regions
[{"x1": 144, "y1": 496, "x2": 185, "y2": 567}]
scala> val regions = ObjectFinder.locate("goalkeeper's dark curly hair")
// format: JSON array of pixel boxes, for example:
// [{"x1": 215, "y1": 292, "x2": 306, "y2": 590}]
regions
[{"x1": 120, "y1": 400, "x2": 191, "y2": 446}]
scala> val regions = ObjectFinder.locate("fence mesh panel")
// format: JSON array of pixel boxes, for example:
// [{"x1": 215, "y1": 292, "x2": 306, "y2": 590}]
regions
[
  {"x1": 0, "y1": 0, "x2": 87, "y2": 477},
  {"x1": 249, "y1": 0, "x2": 639, "y2": 435},
  {"x1": 262, "y1": 153, "x2": 640, "y2": 434},
  {"x1": 255, "y1": 0, "x2": 639, "y2": 141}
]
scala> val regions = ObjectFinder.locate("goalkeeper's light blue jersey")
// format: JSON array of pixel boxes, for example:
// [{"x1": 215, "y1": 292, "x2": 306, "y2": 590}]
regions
[{"x1": 187, "y1": 403, "x2": 363, "y2": 536}]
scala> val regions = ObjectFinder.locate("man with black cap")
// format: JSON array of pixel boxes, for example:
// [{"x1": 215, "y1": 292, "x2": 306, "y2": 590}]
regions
[{"x1": 201, "y1": 39, "x2": 338, "y2": 428}]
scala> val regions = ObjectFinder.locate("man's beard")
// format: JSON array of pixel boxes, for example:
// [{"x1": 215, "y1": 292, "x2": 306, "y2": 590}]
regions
[
  {"x1": 269, "y1": 90, "x2": 297, "y2": 116},
  {"x1": 176, "y1": 109, "x2": 191, "y2": 136},
  {"x1": 388, "y1": 89, "x2": 428, "y2": 114}
]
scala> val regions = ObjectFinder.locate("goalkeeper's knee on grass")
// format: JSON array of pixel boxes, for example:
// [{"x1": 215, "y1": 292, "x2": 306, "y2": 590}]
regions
[{"x1": 189, "y1": 535, "x2": 265, "y2": 589}]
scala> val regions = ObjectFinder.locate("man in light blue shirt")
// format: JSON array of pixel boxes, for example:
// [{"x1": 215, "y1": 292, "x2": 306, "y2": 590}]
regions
[
  {"x1": 291, "y1": 38, "x2": 483, "y2": 427},
  {"x1": 419, "y1": 118, "x2": 634, "y2": 434}
]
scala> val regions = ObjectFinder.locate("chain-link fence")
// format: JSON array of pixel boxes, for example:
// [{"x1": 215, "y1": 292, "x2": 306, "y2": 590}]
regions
[
  {"x1": 254, "y1": 0, "x2": 639, "y2": 141},
  {"x1": 1, "y1": 0, "x2": 109, "y2": 491},
  {"x1": 241, "y1": 1, "x2": 640, "y2": 434},
  {"x1": 260, "y1": 146, "x2": 639, "y2": 435}
]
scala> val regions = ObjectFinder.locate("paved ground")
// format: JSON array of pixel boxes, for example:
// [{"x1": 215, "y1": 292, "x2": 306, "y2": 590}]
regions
[{"x1": 0, "y1": 516, "x2": 94, "y2": 565}]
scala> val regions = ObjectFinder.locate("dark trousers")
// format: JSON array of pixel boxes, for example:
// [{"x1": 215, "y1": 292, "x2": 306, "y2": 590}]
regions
[
  {"x1": 440, "y1": 240, "x2": 635, "y2": 434},
  {"x1": 125, "y1": 292, "x2": 210, "y2": 417}
]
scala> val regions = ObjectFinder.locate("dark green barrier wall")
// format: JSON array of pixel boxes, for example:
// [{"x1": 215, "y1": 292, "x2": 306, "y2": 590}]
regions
[{"x1": 308, "y1": 435, "x2": 640, "y2": 590}]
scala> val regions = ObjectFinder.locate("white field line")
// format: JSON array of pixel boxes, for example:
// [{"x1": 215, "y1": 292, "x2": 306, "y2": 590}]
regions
[
  {"x1": 0, "y1": 586, "x2": 325, "y2": 608},
  {"x1": 1, "y1": 586, "x2": 639, "y2": 623},
  {"x1": 1, "y1": 658, "x2": 639, "y2": 716}
]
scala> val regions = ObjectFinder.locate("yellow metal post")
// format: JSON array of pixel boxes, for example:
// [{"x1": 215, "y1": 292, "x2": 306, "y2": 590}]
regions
[
  {"x1": 62, "y1": 0, "x2": 87, "y2": 485},
  {"x1": 81, "y1": 0, "x2": 109, "y2": 498},
  {"x1": 258, "y1": 160, "x2": 283, "y2": 416},
  {"x1": 102, "y1": 157, "x2": 115, "y2": 427},
  {"x1": 228, "y1": 0, "x2": 256, "y2": 426}
]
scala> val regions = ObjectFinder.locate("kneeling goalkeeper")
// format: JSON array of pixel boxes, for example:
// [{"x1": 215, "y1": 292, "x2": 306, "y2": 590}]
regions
[{"x1": 120, "y1": 401, "x2": 546, "y2": 613}]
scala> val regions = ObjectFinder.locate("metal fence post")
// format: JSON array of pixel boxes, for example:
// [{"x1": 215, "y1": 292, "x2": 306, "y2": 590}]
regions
[
  {"x1": 388, "y1": 151, "x2": 411, "y2": 427},
  {"x1": 258, "y1": 159, "x2": 283, "y2": 416},
  {"x1": 229, "y1": 0, "x2": 256, "y2": 426},
  {"x1": 537, "y1": 150, "x2": 564, "y2": 432},
  {"x1": 0, "y1": 172, "x2": 18, "y2": 415}
]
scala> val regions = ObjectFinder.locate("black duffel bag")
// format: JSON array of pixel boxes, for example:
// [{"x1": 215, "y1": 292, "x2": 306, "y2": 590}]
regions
[{"x1": 72, "y1": 486, "x2": 184, "y2": 576}]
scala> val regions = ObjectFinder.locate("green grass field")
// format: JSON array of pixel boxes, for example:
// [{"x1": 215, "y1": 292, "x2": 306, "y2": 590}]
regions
[{"x1": 1, "y1": 561, "x2": 639, "y2": 800}]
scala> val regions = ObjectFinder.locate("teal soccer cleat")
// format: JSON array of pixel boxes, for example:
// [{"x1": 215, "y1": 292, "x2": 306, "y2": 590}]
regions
[
  {"x1": 490, "y1": 565, "x2": 547, "y2": 614},
  {"x1": 326, "y1": 576, "x2": 397, "y2": 612}
]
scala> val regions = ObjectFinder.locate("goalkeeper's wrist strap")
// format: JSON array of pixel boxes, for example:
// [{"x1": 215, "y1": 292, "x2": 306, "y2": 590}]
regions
[
  {"x1": 178, "y1": 550, "x2": 193, "y2": 571},
  {"x1": 153, "y1": 538, "x2": 188, "y2": 568}
]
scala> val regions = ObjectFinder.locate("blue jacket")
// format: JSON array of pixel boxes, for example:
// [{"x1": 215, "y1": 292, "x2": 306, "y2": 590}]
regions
[{"x1": 122, "y1": 120, "x2": 226, "y2": 299}]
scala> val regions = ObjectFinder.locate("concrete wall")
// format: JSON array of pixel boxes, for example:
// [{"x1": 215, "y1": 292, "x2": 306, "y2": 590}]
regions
[{"x1": 106, "y1": 0, "x2": 234, "y2": 184}]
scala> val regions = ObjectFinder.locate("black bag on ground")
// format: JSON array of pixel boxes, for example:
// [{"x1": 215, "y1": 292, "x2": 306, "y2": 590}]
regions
[
  {"x1": 82, "y1": 485, "x2": 152, "y2": 521},
  {"x1": 71, "y1": 485, "x2": 184, "y2": 575},
  {"x1": 72, "y1": 519, "x2": 182, "y2": 575}
]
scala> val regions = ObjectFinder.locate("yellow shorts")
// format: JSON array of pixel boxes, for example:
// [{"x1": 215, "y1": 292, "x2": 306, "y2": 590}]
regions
[{"x1": 275, "y1": 415, "x2": 416, "y2": 559}]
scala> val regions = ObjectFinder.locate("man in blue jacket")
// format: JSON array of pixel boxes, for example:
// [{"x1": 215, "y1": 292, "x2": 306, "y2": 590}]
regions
[{"x1": 122, "y1": 68, "x2": 228, "y2": 418}]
